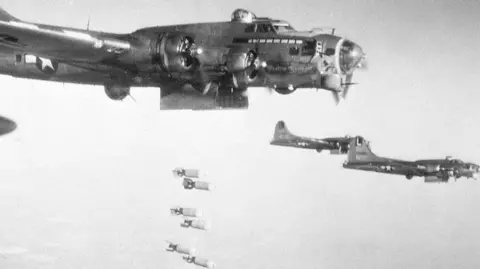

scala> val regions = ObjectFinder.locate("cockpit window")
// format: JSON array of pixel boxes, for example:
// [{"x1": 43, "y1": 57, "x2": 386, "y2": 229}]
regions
[
  {"x1": 356, "y1": 137, "x2": 364, "y2": 146},
  {"x1": 244, "y1": 23, "x2": 276, "y2": 33},
  {"x1": 245, "y1": 24, "x2": 255, "y2": 33},
  {"x1": 257, "y1": 24, "x2": 274, "y2": 33},
  {"x1": 272, "y1": 23, "x2": 295, "y2": 32}
]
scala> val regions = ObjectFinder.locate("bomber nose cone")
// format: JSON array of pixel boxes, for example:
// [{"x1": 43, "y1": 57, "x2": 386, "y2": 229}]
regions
[
  {"x1": 0, "y1": 116, "x2": 17, "y2": 136},
  {"x1": 338, "y1": 40, "x2": 365, "y2": 73}
]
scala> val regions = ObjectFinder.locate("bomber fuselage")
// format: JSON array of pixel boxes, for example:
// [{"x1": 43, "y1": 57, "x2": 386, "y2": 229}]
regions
[{"x1": 0, "y1": 17, "x2": 363, "y2": 93}]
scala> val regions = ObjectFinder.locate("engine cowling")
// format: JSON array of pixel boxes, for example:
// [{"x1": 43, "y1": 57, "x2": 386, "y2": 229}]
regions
[
  {"x1": 320, "y1": 74, "x2": 342, "y2": 91},
  {"x1": 227, "y1": 49, "x2": 259, "y2": 89},
  {"x1": 154, "y1": 33, "x2": 197, "y2": 74},
  {"x1": 424, "y1": 164, "x2": 441, "y2": 173},
  {"x1": 104, "y1": 82, "x2": 130, "y2": 101}
]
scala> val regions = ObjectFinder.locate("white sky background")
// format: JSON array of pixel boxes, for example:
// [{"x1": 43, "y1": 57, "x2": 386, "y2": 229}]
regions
[{"x1": 0, "y1": 0, "x2": 480, "y2": 268}]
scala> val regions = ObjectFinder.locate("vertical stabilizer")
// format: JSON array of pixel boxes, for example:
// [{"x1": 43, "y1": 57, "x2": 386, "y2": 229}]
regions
[
  {"x1": 0, "y1": 7, "x2": 20, "y2": 21},
  {"x1": 347, "y1": 136, "x2": 381, "y2": 163},
  {"x1": 271, "y1": 121, "x2": 294, "y2": 143}
]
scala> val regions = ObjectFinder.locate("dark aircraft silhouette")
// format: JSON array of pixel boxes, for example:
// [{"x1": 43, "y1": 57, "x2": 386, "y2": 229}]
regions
[
  {"x1": 0, "y1": 115, "x2": 16, "y2": 136},
  {"x1": 270, "y1": 120, "x2": 352, "y2": 154},
  {"x1": 343, "y1": 136, "x2": 479, "y2": 183},
  {"x1": 0, "y1": 7, "x2": 366, "y2": 110}
]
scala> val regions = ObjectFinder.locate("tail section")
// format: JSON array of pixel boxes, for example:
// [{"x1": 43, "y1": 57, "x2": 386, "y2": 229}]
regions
[
  {"x1": 0, "y1": 7, "x2": 19, "y2": 22},
  {"x1": 347, "y1": 136, "x2": 382, "y2": 163},
  {"x1": 271, "y1": 121, "x2": 295, "y2": 144}
]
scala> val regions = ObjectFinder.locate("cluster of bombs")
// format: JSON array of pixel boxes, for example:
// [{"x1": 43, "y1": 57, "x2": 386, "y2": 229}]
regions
[{"x1": 165, "y1": 167, "x2": 216, "y2": 269}]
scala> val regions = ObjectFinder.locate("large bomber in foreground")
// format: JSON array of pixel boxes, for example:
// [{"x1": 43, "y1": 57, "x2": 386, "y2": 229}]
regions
[{"x1": 0, "y1": 7, "x2": 365, "y2": 110}]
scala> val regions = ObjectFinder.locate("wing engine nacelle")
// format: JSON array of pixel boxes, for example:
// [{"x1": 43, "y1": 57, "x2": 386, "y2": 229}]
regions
[
  {"x1": 419, "y1": 164, "x2": 441, "y2": 173},
  {"x1": 154, "y1": 33, "x2": 198, "y2": 74},
  {"x1": 227, "y1": 49, "x2": 260, "y2": 89},
  {"x1": 319, "y1": 74, "x2": 342, "y2": 92},
  {"x1": 424, "y1": 176, "x2": 448, "y2": 183}
]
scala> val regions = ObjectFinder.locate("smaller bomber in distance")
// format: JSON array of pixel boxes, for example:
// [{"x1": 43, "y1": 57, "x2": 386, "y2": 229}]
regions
[
  {"x1": 343, "y1": 136, "x2": 480, "y2": 183},
  {"x1": 182, "y1": 256, "x2": 216, "y2": 269},
  {"x1": 173, "y1": 168, "x2": 204, "y2": 179},
  {"x1": 182, "y1": 178, "x2": 214, "y2": 191},
  {"x1": 165, "y1": 241, "x2": 197, "y2": 256},
  {"x1": 270, "y1": 120, "x2": 352, "y2": 154},
  {"x1": 170, "y1": 207, "x2": 203, "y2": 218},
  {"x1": 180, "y1": 219, "x2": 211, "y2": 231}
]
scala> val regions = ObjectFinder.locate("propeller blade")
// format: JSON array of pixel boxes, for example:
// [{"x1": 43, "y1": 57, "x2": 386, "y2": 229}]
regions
[
  {"x1": 342, "y1": 73, "x2": 353, "y2": 99},
  {"x1": 332, "y1": 91, "x2": 341, "y2": 104},
  {"x1": 128, "y1": 94, "x2": 136, "y2": 102}
]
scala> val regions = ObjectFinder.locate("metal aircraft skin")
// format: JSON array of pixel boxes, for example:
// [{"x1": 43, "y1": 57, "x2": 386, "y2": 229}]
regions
[
  {"x1": 0, "y1": 7, "x2": 366, "y2": 110},
  {"x1": 270, "y1": 120, "x2": 351, "y2": 154},
  {"x1": 343, "y1": 136, "x2": 480, "y2": 183},
  {"x1": 0, "y1": 115, "x2": 16, "y2": 136}
]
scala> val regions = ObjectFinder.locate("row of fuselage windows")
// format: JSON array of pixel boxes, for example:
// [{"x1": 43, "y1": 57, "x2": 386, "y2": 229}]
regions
[
  {"x1": 246, "y1": 38, "x2": 303, "y2": 44},
  {"x1": 232, "y1": 38, "x2": 316, "y2": 55}
]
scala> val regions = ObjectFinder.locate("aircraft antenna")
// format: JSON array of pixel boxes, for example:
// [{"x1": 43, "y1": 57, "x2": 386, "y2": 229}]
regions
[
  {"x1": 86, "y1": 8, "x2": 93, "y2": 30},
  {"x1": 86, "y1": 15, "x2": 91, "y2": 30}
]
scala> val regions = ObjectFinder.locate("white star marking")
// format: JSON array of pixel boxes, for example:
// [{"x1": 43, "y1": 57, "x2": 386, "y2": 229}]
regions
[{"x1": 38, "y1": 57, "x2": 54, "y2": 70}]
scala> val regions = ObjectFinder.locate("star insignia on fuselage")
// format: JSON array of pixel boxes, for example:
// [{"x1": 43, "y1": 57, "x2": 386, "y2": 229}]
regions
[
  {"x1": 36, "y1": 56, "x2": 58, "y2": 74},
  {"x1": 380, "y1": 165, "x2": 393, "y2": 171},
  {"x1": 297, "y1": 141, "x2": 309, "y2": 147}
]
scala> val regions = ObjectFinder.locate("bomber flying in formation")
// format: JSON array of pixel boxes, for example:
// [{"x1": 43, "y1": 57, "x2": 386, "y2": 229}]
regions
[
  {"x1": 270, "y1": 120, "x2": 351, "y2": 154},
  {"x1": 343, "y1": 136, "x2": 480, "y2": 182},
  {"x1": 270, "y1": 121, "x2": 479, "y2": 183},
  {"x1": 0, "y1": 7, "x2": 365, "y2": 110}
]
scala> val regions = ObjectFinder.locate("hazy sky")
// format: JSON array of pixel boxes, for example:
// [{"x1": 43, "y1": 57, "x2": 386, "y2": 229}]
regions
[{"x1": 0, "y1": 0, "x2": 480, "y2": 268}]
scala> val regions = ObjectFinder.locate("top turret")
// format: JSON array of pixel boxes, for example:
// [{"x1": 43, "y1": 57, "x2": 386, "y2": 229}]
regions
[{"x1": 231, "y1": 9, "x2": 257, "y2": 23}]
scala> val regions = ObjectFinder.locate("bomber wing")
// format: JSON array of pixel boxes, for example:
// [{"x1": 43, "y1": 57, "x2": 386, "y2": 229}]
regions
[{"x1": 270, "y1": 121, "x2": 351, "y2": 154}]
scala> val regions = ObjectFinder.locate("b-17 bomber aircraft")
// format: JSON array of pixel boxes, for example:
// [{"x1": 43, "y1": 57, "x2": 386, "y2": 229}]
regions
[
  {"x1": 0, "y1": 115, "x2": 16, "y2": 136},
  {"x1": 343, "y1": 136, "x2": 480, "y2": 183},
  {"x1": 270, "y1": 120, "x2": 352, "y2": 154},
  {"x1": 0, "y1": 7, "x2": 366, "y2": 110}
]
